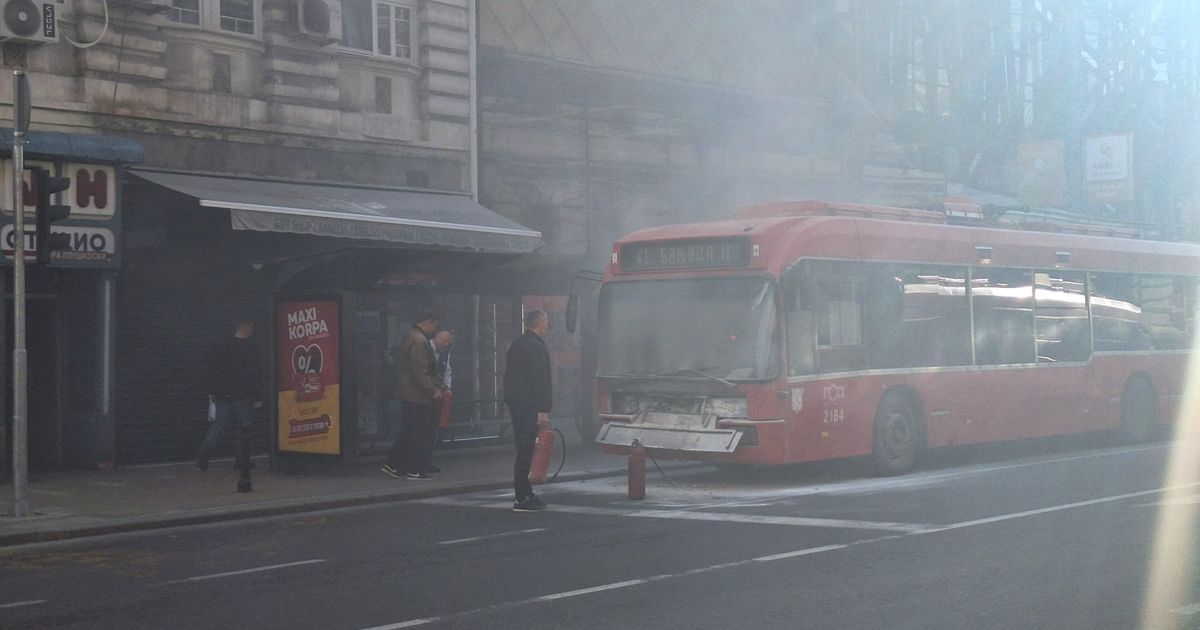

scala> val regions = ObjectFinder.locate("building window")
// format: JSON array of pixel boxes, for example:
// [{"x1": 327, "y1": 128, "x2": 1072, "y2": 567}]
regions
[
  {"x1": 166, "y1": 0, "x2": 257, "y2": 35},
  {"x1": 342, "y1": 0, "x2": 414, "y2": 60},
  {"x1": 220, "y1": 0, "x2": 255, "y2": 34},
  {"x1": 213, "y1": 53, "x2": 232, "y2": 94},
  {"x1": 375, "y1": 76, "x2": 392, "y2": 113},
  {"x1": 167, "y1": 0, "x2": 200, "y2": 25}
]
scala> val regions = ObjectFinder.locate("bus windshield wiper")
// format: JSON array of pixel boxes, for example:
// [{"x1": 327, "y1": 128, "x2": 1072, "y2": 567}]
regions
[
  {"x1": 612, "y1": 367, "x2": 737, "y2": 389},
  {"x1": 663, "y1": 367, "x2": 738, "y2": 389}
]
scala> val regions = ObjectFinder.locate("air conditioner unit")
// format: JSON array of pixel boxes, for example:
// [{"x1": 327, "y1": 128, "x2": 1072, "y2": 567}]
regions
[
  {"x1": 0, "y1": 0, "x2": 59, "y2": 45},
  {"x1": 291, "y1": 0, "x2": 341, "y2": 45}
]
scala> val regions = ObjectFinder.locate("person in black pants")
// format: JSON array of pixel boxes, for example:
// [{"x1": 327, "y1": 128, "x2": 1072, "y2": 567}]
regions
[
  {"x1": 504, "y1": 309, "x2": 552, "y2": 511},
  {"x1": 381, "y1": 308, "x2": 444, "y2": 480},
  {"x1": 198, "y1": 317, "x2": 262, "y2": 471}
]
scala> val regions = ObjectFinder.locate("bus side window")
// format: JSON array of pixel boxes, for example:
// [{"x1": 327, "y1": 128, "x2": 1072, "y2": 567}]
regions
[
  {"x1": 812, "y1": 265, "x2": 867, "y2": 373},
  {"x1": 784, "y1": 267, "x2": 816, "y2": 376},
  {"x1": 1034, "y1": 271, "x2": 1089, "y2": 363},
  {"x1": 1088, "y1": 272, "x2": 1144, "y2": 352},
  {"x1": 1139, "y1": 275, "x2": 1192, "y2": 350},
  {"x1": 972, "y1": 268, "x2": 1035, "y2": 365},
  {"x1": 866, "y1": 265, "x2": 971, "y2": 369}
]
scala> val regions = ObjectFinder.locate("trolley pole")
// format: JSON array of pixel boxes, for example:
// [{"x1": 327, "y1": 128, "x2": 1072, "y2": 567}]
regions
[{"x1": 10, "y1": 68, "x2": 30, "y2": 517}]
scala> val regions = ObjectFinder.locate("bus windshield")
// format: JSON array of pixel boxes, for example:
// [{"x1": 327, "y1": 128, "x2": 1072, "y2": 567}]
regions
[{"x1": 598, "y1": 278, "x2": 779, "y2": 380}]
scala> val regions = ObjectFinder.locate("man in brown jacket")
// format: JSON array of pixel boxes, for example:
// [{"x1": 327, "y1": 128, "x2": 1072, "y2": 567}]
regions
[{"x1": 381, "y1": 308, "x2": 444, "y2": 480}]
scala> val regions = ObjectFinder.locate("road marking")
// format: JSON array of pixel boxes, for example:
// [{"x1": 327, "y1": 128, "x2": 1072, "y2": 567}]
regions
[
  {"x1": 935, "y1": 482, "x2": 1200, "y2": 532},
  {"x1": 753, "y1": 544, "x2": 849, "y2": 562},
  {"x1": 166, "y1": 559, "x2": 326, "y2": 584},
  {"x1": 0, "y1": 599, "x2": 47, "y2": 609},
  {"x1": 682, "y1": 444, "x2": 1171, "y2": 511},
  {"x1": 360, "y1": 619, "x2": 439, "y2": 630},
  {"x1": 419, "y1": 497, "x2": 935, "y2": 533},
  {"x1": 1135, "y1": 493, "x2": 1200, "y2": 508},
  {"x1": 1174, "y1": 603, "x2": 1200, "y2": 616},
  {"x1": 374, "y1": 467, "x2": 1197, "y2": 630},
  {"x1": 436, "y1": 528, "x2": 546, "y2": 546},
  {"x1": 357, "y1": 541, "x2": 871, "y2": 630},
  {"x1": 535, "y1": 579, "x2": 648, "y2": 602},
  {"x1": 631, "y1": 509, "x2": 935, "y2": 533}
]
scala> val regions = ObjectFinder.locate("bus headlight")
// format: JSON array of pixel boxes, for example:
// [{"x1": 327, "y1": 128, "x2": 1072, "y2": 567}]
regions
[{"x1": 705, "y1": 397, "x2": 748, "y2": 418}]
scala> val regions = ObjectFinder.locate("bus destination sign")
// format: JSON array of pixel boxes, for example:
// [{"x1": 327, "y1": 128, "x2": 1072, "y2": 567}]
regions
[{"x1": 619, "y1": 238, "x2": 752, "y2": 272}]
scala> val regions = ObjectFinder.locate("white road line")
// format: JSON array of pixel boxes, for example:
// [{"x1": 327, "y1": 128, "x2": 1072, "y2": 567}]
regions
[
  {"x1": 375, "y1": 476, "x2": 1198, "y2": 629},
  {"x1": 753, "y1": 544, "x2": 849, "y2": 562},
  {"x1": 357, "y1": 541, "x2": 870, "y2": 630},
  {"x1": 1174, "y1": 603, "x2": 1200, "y2": 616},
  {"x1": 688, "y1": 444, "x2": 1170, "y2": 511},
  {"x1": 436, "y1": 528, "x2": 546, "y2": 546},
  {"x1": 357, "y1": 614, "x2": 439, "y2": 624},
  {"x1": 0, "y1": 599, "x2": 47, "y2": 609},
  {"x1": 631, "y1": 510, "x2": 936, "y2": 533},
  {"x1": 935, "y1": 482, "x2": 1200, "y2": 531},
  {"x1": 166, "y1": 559, "x2": 326, "y2": 584},
  {"x1": 418, "y1": 497, "x2": 935, "y2": 533},
  {"x1": 535, "y1": 579, "x2": 648, "y2": 602}
]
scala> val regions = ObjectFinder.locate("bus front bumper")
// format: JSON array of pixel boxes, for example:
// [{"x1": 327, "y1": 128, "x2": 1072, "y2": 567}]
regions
[{"x1": 595, "y1": 412, "x2": 744, "y2": 453}]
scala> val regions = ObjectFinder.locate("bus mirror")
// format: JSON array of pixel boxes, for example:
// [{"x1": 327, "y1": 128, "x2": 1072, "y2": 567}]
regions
[{"x1": 566, "y1": 294, "x2": 579, "y2": 333}]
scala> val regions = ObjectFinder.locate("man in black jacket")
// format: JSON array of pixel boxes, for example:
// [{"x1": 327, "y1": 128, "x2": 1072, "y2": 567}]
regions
[
  {"x1": 504, "y1": 309, "x2": 552, "y2": 511},
  {"x1": 198, "y1": 317, "x2": 262, "y2": 472}
]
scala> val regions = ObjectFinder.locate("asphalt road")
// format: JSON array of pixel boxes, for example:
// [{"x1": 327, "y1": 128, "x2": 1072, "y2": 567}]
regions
[{"x1": 2, "y1": 437, "x2": 1200, "y2": 630}]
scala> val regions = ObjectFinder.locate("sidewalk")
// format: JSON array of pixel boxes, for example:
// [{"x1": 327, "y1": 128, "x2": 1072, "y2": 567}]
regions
[{"x1": 0, "y1": 433, "x2": 640, "y2": 548}]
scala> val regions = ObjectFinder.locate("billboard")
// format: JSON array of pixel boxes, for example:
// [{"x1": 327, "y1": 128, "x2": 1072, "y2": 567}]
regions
[{"x1": 276, "y1": 299, "x2": 342, "y2": 455}]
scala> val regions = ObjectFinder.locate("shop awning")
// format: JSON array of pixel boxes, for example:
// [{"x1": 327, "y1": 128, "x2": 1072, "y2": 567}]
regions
[{"x1": 130, "y1": 169, "x2": 543, "y2": 254}]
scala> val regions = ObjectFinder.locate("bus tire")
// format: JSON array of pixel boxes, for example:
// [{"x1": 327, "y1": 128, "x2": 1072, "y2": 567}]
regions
[
  {"x1": 872, "y1": 390, "x2": 924, "y2": 476},
  {"x1": 1118, "y1": 375, "x2": 1157, "y2": 444}
]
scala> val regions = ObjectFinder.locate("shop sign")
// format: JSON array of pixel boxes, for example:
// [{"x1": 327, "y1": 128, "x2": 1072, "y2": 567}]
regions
[
  {"x1": 64, "y1": 163, "x2": 117, "y2": 219},
  {"x1": 277, "y1": 300, "x2": 342, "y2": 455},
  {"x1": 1, "y1": 224, "x2": 116, "y2": 264},
  {"x1": 0, "y1": 159, "x2": 54, "y2": 217}
]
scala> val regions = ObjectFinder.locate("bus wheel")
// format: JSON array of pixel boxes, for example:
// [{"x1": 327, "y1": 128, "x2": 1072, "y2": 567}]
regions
[
  {"x1": 872, "y1": 391, "x2": 923, "y2": 476},
  {"x1": 1118, "y1": 376, "x2": 1157, "y2": 444}
]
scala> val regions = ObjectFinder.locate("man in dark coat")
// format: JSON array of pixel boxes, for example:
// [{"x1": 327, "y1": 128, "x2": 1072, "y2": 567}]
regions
[
  {"x1": 381, "y1": 308, "x2": 444, "y2": 480},
  {"x1": 504, "y1": 309, "x2": 552, "y2": 511},
  {"x1": 198, "y1": 317, "x2": 262, "y2": 471}
]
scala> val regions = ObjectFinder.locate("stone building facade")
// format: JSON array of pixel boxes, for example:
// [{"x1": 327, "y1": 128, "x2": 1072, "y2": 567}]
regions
[{"x1": 0, "y1": 0, "x2": 546, "y2": 467}]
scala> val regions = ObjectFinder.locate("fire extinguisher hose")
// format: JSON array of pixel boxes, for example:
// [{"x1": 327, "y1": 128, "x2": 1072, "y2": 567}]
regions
[{"x1": 548, "y1": 426, "x2": 567, "y2": 482}]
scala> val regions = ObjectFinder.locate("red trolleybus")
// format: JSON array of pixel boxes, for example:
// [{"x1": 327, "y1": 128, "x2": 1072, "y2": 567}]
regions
[{"x1": 592, "y1": 201, "x2": 1200, "y2": 474}]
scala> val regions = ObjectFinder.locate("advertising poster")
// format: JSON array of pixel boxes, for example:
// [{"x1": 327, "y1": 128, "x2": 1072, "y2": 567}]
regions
[{"x1": 277, "y1": 300, "x2": 342, "y2": 455}]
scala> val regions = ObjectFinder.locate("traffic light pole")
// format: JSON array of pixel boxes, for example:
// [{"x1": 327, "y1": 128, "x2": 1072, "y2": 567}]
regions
[{"x1": 11, "y1": 69, "x2": 29, "y2": 517}]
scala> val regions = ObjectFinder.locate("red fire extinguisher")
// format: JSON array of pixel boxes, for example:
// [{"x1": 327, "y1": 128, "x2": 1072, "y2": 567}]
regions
[
  {"x1": 628, "y1": 439, "x2": 646, "y2": 500},
  {"x1": 527, "y1": 425, "x2": 558, "y2": 484}
]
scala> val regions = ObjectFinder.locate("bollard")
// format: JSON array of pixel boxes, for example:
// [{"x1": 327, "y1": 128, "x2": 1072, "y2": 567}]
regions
[
  {"x1": 236, "y1": 424, "x2": 252, "y2": 493},
  {"x1": 628, "y1": 439, "x2": 646, "y2": 500}
]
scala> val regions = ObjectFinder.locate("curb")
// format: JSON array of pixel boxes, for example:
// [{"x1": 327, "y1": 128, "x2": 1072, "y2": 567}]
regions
[{"x1": 0, "y1": 463, "x2": 701, "y2": 548}]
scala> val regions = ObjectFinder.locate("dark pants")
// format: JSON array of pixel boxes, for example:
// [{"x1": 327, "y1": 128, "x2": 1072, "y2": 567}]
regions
[
  {"x1": 508, "y1": 404, "x2": 538, "y2": 501},
  {"x1": 200, "y1": 397, "x2": 254, "y2": 456},
  {"x1": 387, "y1": 401, "x2": 438, "y2": 473}
]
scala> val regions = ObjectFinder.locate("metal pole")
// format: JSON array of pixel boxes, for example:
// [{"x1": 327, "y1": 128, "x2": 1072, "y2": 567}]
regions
[{"x1": 11, "y1": 69, "x2": 29, "y2": 517}]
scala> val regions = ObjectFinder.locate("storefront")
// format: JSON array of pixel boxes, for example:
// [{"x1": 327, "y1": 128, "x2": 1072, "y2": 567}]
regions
[
  {"x1": 0, "y1": 131, "x2": 142, "y2": 471},
  {"x1": 118, "y1": 169, "x2": 547, "y2": 464}
]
